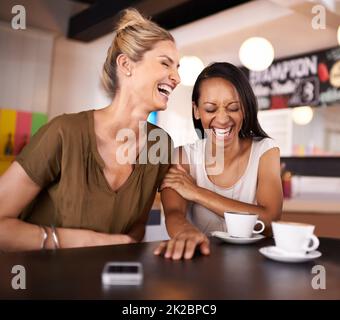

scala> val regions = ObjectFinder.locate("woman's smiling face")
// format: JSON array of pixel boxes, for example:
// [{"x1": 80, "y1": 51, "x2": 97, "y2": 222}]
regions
[
  {"x1": 194, "y1": 77, "x2": 244, "y2": 147},
  {"x1": 131, "y1": 40, "x2": 180, "y2": 112}
]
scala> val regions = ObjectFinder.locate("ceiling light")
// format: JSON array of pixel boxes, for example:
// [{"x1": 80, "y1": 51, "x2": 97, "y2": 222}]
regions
[
  {"x1": 178, "y1": 56, "x2": 204, "y2": 86},
  {"x1": 239, "y1": 37, "x2": 274, "y2": 71},
  {"x1": 292, "y1": 106, "x2": 314, "y2": 125}
]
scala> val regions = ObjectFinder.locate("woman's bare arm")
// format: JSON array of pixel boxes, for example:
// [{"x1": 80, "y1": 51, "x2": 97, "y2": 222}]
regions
[{"x1": 154, "y1": 147, "x2": 210, "y2": 260}]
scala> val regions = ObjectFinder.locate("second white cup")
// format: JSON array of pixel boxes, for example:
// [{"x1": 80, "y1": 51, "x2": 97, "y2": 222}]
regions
[
  {"x1": 224, "y1": 212, "x2": 265, "y2": 238},
  {"x1": 272, "y1": 221, "x2": 320, "y2": 254}
]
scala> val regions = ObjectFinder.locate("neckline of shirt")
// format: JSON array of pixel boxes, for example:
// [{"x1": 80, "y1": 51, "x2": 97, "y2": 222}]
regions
[{"x1": 202, "y1": 138, "x2": 255, "y2": 191}]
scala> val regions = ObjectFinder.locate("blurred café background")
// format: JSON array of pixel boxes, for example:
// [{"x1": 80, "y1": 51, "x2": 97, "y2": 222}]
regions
[{"x1": 0, "y1": 0, "x2": 339, "y2": 240}]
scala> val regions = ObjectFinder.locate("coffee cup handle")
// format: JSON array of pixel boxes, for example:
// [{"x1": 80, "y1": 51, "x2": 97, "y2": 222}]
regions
[
  {"x1": 302, "y1": 235, "x2": 319, "y2": 252},
  {"x1": 253, "y1": 220, "x2": 265, "y2": 234}
]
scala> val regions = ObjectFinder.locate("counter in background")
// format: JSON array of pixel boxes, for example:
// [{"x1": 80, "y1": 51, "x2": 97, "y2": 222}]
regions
[
  {"x1": 283, "y1": 193, "x2": 340, "y2": 214},
  {"x1": 283, "y1": 192, "x2": 340, "y2": 239}
]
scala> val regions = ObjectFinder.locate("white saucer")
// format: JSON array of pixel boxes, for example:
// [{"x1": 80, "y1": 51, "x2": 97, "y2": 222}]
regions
[
  {"x1": 210, "y1": 231, "x2": 266, "y2": 244},
  {"x1": 259, "y1": 246, "x2": 322, "y2": 263}
]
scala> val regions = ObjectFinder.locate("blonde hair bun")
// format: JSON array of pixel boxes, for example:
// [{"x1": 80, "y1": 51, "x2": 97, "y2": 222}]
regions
[{"x1": 115, "y1": 8, "x2": 148, "y2": 33}]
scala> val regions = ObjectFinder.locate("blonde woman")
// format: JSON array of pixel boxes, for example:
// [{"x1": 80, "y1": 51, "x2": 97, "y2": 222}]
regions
[{"x1": 0, "y1": 9, "x2": 180, "y2": 251}]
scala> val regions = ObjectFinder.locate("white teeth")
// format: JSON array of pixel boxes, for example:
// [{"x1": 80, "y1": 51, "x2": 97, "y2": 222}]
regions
[
  {"x1": 158, "y1": 84, "x2": 173, "y2": 97},
  {"x1": 213, "y1": 127, "x2": 232, "y2": 137}
]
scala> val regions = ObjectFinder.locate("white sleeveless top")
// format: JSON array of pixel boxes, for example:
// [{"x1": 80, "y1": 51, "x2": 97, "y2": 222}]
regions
[{"x1": 183, "y1": 138, "x2": 279, "y2": 234}]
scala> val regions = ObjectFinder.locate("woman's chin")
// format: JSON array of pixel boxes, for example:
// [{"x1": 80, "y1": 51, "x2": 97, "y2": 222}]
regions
[
  {"x1": 159, "y1": 103, "x2": 168, "y2": 110},
  {"x1": 153, "y1": 100, "x2": 168, "y2": 111},
  {"x1": 154, "y1": 94, "x2": 169, "y2": 110}
]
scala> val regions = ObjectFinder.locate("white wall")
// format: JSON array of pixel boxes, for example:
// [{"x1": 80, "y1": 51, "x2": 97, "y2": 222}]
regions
[
  {"x1": 48, "y1": 35, "x2": 111, "y2": 118},
  {"x1": 258, "y1": 109, "x2": 293, "y2": 156},
  {"x1": 0, "y1": 22, "x2": 54, "y2": 113}
]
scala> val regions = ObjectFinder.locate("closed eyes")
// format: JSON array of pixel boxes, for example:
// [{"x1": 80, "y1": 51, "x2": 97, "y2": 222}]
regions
[
  {"x1": 203, "y1": 105, "x2": 240, "y2": 113},
  {"x1": 229, "y1": 106, "x2": 240, "y2": 112}
]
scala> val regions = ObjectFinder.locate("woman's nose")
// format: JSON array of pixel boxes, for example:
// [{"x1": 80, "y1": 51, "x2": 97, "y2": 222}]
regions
[
  {"x1": 215, "y1": 109, "x2": 230, "y2": 124},
  {"x1": 170, "y1": 68, "x2": 181, "y2": 86}
]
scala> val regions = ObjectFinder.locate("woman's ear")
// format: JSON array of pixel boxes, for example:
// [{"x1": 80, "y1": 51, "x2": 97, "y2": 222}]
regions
[
  {"x1": 116, "y1": 53, "x2": 133, "y2": 77},
  {"x1": 193, "y1": 103, "x2": 200, "y2": 120}
]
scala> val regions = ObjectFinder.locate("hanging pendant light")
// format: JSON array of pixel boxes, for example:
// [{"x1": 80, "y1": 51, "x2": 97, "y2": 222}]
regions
[
  {"x1": 292, "y1": 106, "x2": 314, "y2": 125},
  {"x1": 239, "y1": 37, "x2": 274, "y2": 71}
]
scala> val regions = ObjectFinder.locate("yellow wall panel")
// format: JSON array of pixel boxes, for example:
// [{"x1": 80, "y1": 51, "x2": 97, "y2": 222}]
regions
[{"x1": 0, "y1": 109, "x2": 17, "y2": 156}]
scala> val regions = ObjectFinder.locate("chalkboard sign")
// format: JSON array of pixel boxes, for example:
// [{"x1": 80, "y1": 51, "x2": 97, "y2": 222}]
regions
[{"x1": 242, "y1": 46, "x2": 340, "y2": 110}]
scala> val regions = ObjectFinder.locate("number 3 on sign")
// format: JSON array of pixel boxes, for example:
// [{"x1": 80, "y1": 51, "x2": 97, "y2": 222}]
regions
[
  {"x1": 300, "y1": 78, "x2": 319, "y2": 104},
  {"x1": 303, "y1": 81, "x2": 314, "y2": 102}
]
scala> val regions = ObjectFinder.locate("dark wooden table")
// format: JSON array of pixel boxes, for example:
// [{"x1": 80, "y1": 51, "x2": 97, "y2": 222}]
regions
[{"x1": 0, "y1": 237, "x2": 339, "y2": 299}]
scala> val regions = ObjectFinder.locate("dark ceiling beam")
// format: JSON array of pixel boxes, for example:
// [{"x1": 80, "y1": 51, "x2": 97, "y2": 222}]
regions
[
  {"x1": 68, "y1": 0, "x2": 251, "y2": 42},
  {"x1": 68, "y1": 0, "x2": 142, "y2": 42},
  {"x1": 68, "y1": 0, "x2": 96, "y2": 4},
  {"x1": 152, "y1": 0, "x2": 250, "y2": 30}
]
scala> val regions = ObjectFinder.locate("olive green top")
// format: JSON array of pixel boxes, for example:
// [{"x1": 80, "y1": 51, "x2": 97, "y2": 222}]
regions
[{"x1": 16, "y1": 110, "x2": 172, "y2": 234}]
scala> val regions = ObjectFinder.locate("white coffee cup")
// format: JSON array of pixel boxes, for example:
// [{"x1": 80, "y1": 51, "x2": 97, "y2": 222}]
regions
[
  {"x1": 224, "y1": 212, "x2": 265, "y2": 238},
  {"x1": 272, "y1": 221, "x2": 319, "y2": 254}
]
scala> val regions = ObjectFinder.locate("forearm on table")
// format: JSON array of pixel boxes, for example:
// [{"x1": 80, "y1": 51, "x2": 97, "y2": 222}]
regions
[
  {"x1": 0, "y1": 217, "x2": 103, "y2": 252},
  {"x1": 193, "y1": 187, "x2": 279, "y2": 228}
]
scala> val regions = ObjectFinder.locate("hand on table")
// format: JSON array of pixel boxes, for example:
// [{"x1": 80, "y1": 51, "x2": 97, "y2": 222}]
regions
[{"x1": 153, "y1": 225, "x2": 210, "y2": 260}]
